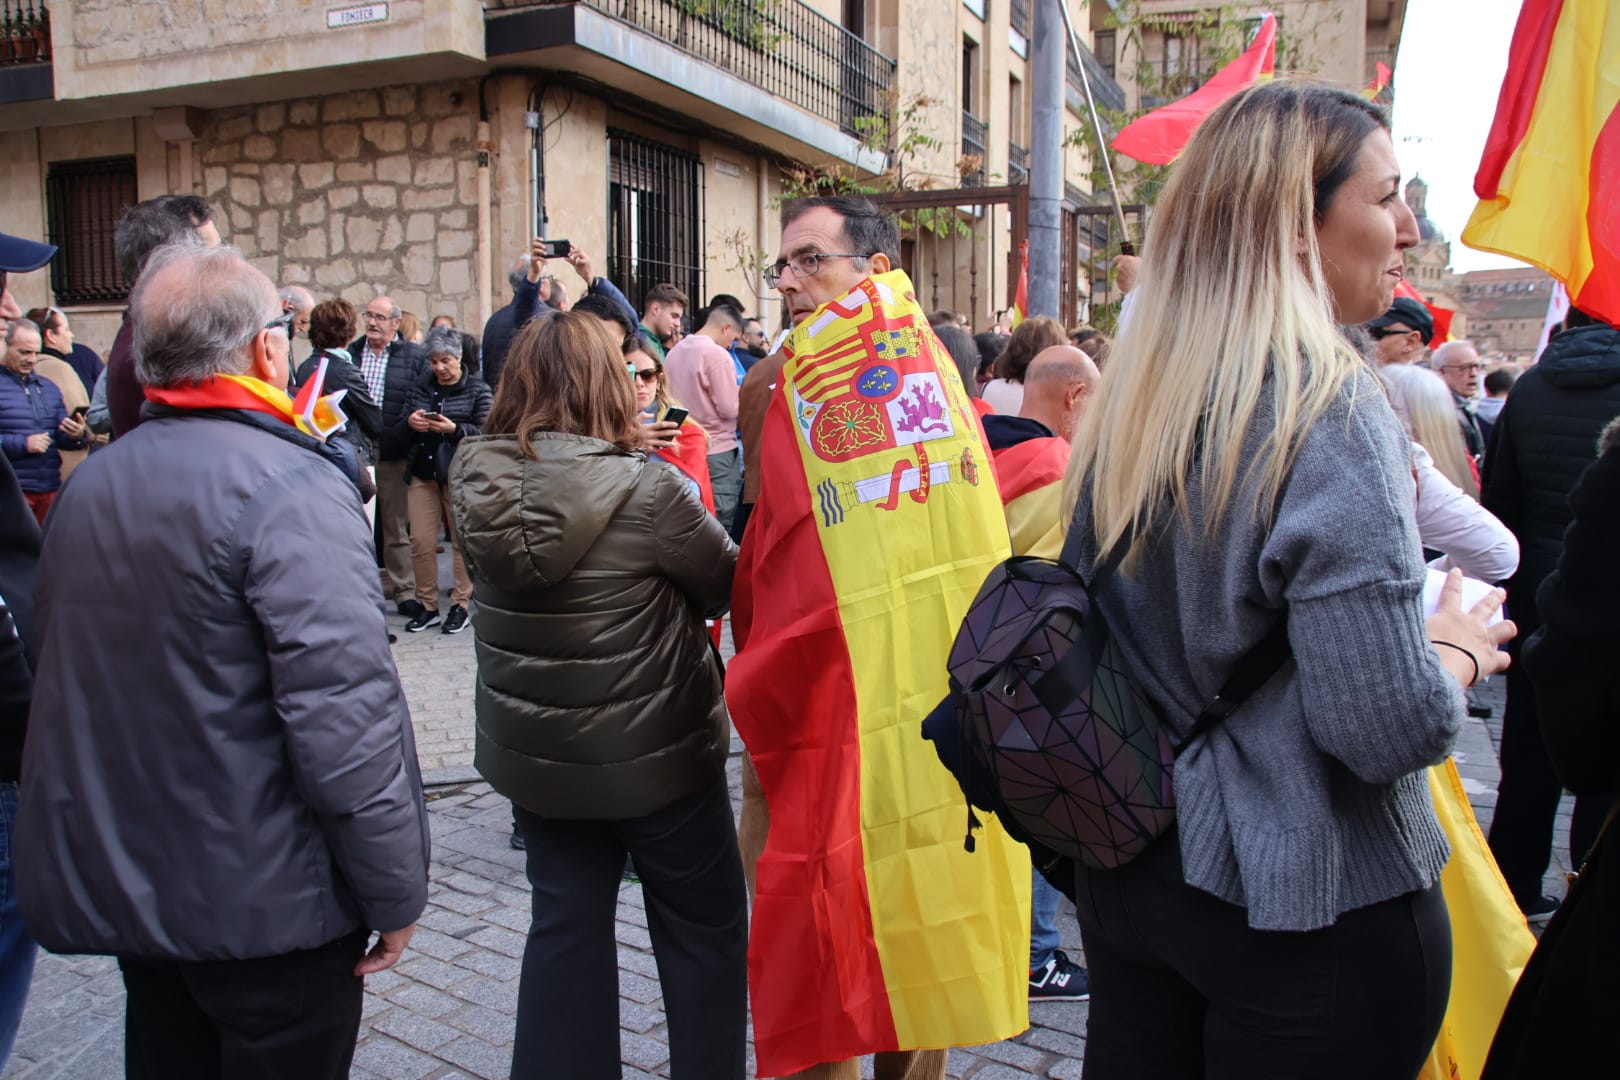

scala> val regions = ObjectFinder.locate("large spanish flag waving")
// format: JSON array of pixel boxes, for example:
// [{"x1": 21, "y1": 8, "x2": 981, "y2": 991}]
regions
[
  {"x1": 1463, "y1": 0, "x2": 1620, "y2": 325},
  {"x1": 1112, "y1": 13, "x2": 1277, "y2": 165},
  {"x1": 729, "y1": 270, "x2": 1030, "y2": 1076}
]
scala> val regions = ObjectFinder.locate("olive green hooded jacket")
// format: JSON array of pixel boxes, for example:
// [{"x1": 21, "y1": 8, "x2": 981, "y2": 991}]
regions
[{"x1": 450, "y1": 432, "x2": 736, "y2": 819}]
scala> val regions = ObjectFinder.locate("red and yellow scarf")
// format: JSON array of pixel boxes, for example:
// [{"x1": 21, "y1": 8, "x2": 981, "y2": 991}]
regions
[{"x1": 144, "y1": 367, "x2": 348, "y2": 440}]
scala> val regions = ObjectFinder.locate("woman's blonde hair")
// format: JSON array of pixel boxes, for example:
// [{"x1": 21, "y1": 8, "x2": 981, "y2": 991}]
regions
[
  {"x1": 487, "y1": 311, "x2": 641, "y2": 456},
  {"x1": 1063, "y1": 81, "x2": 1389, "y2": 564},
  {"x1": 1378, "y1": 363, "x2": 1478, "y2": 498}
]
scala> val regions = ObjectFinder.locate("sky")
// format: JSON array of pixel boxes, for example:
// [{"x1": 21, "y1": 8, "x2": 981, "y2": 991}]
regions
[{"x1": 1390, "y1": 0, "x2": 1527, "y2": 272}]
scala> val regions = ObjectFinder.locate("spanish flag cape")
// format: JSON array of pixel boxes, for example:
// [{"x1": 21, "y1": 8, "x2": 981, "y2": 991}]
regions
[
  {"x1": 143, "y1": 359, "x2": 349, "y2": 440},
  {"x1": 983, "y1": 415, "x2": 1071, "y2": 560},
  {"x1": 728, "y1": 270, "x2": 1030, "y2": 1076}
]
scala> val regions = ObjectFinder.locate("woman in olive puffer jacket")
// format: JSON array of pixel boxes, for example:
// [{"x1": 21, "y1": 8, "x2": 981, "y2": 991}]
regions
[{"x1": 449, "y1": 311, "x2": 746, "y2": 1080}]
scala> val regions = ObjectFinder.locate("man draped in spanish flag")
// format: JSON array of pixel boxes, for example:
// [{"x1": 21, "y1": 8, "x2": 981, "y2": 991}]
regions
[{"x1": 729, "y1": 197, "x2": 1030, "y2": 1079}]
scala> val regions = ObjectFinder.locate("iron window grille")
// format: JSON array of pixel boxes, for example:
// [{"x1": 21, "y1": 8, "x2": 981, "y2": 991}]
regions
[
  {"x1": 45, "y1": 155, "x2": 137, "y2": 306},
  {"x1": 607, "y1": 129, "x2": 706, "y2": 319}
]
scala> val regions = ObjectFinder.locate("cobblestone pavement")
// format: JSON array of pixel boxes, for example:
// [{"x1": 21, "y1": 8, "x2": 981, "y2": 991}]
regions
[{"x1": 4, "y1": 576, "x2": 1565, "y2": 1079}]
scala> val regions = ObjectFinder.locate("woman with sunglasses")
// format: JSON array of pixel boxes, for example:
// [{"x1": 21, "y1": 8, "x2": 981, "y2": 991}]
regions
[{"x1": 625, "y1": 337, "x2": 714, "y2": 512}]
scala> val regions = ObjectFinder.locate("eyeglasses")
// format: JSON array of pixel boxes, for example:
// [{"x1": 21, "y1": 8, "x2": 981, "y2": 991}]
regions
[
  {"x1": 362, "y1": 311, "x2": 397, "y2": 324},
  {"x1": 1442, "y1": 362, "x2": 1486, "y2": 374},
  {"x1": 1368, "y1": 326, "x2": 1415, "y2": 340},
  {"x1": 764, "y1": 251, "x2": 870, "y2": 288},
  {"x1": 633, "y1": 367, "x2": 660, "y2": 384},
  {"x1": 264, "y1": 310, "x2": 296, "y2": 336}
]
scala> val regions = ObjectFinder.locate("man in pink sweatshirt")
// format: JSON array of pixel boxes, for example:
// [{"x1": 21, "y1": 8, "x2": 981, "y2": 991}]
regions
[{"x1": 663, "y1": 304, "x2": 743, "y2": 531}]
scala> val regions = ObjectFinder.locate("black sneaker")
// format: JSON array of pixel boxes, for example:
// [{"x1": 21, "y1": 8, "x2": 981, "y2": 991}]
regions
[
  {"x1": 405, "y1": 608, "x2": 442, "y2": 633},
  {"x1": 1519, "y1": 894, "x2": 1560, "y2": 926},
  {"x1": 397, "y1": 598, "x2": 426, "y2": 619},
  {"x1": 1029, "y1": 950, "x2": 1090, "y2": 1002},
  {"x1": 442, "y1": 604, "x2": 470, "y2": 635},
  {"x1": 509, "y1": 826, "x2": 526, "y2": 851}
]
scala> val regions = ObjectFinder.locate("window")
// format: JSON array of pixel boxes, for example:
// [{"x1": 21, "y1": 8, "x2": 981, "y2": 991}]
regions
[
  {"x1": 45, "y1": 156, "x2": 137, "y2": 306},
  {"x1": 1095, "y1": 30, "x2": 1116, "y2": 79},
  {"x1": 607, "y1": 130, "x2": 705, "y2": 317},
  {"x1": 962, "y1": 37, "x2": 980, "y2": 118}
]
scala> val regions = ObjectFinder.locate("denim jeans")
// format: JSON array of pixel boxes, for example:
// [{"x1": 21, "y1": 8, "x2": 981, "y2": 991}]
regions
[
  {"x1": 0, "y1": 781, "x2": 37, "y2": 1071},
  {"x1": 1030, "y1": 867, "x2": 1063, "y2": 970}
]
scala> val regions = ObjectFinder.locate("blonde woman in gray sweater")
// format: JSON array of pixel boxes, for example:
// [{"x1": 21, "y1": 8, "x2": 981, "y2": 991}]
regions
[{"x1": 1061, "y1": 82, "x2": 1515, "y2": 1079}]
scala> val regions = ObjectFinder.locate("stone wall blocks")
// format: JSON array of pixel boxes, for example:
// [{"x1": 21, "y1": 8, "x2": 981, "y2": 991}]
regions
[
  {"x1": 407, "y1": 214, "x2": 436, "y2": 243},
  {"x1": 285, "y1": 229, "x2": 328, "y2": 260},
  {"x1": 376, "y1": 155, "x2": 413, "y2": 186},
  {"x1": 298, "y1": 163, "x2": 336, "y2": 190},
  {"x1": 384, "y1": 86, "x2": 418, "y2": 117},
  {"x1": 420, "y1": 86, "x2": 463, "y2": 118},
  {"x1": 347, "y1": 217, "x2": 383, "y2": 253},
  {"x1": 439, "y1": 259, "x2": 472, "y2": 296},
  {"x1": 297, "y1": 201, "x2": 327, "y2": 227},
  {"x1": 202, "y1": 143, "x2": 240, "y2": 166},
  {"x1": 281, "y1": 264, "x2": 311, "y2": 285},
  {"x1": 233, "y1": 164, "x2": 261, "y2": 176},
  {"x1": 325, "y1": 91, "x2": 381, "y2": 123},
  {"x1": 228, "y1": 205, "x2": 253, "y2": 233},
  {"x1": 242, "y1": 135, "x2": 277, "y2": 162},
  {"x1": 363, "y1": 121, "x2": 410, "y2": 154},
  {"x1": 431, "y1": 116, "x2": 474, "y2": 155},
  {"x1": 456, "y1": 161, "x2": 478, "y2": 205},
  {"x1": 204, "y1": 167, "x2": 228, "y2": 196},
  {"x1": 255, "y1": 104, "x2": 286, "y2": 134},
  {"x1": 289, "y1": 100, "x2": 319, "y2": 127},
  {"x1": 336, "y1": 162, "x2": 374, "y2": 182},
  {"x1": 436, "y1": 230, "x2": 474, "y2": 259},
  {"x1": 402, "y1": 188, "x2": 456, "y2": 211},
  {"x1": 411, "y1": 122, "x2": 431, "y2": 151},
  {"x1": 396, "y1": 291, "x2": 429, "y2": 318},
  {"x1": 262, "y1": 164, "x2": 296, "y2": 205},
  {"x1": 329, "y1": 187, "x2": 359, "y2": 210},
  {"x1": 361, "y1": 184, "x2": 399, "y2": 209},
  {"x1": 363, "y1": 258, "x2": 394, "y2": 278},
  {"x1": 248, "y1": 255, "x2": 279, "y2": 283},
  {"x1": 414, "y1": 159, "x2": 455, "y2": 188},
  {"x1": 257, "y1": 210, "x2": 279, "y2": 253},
  {"x1": 440, "y1": 209, "x2": 469, "y2": 231},
  {"x1": 323, "y1": 125, "x2": 361, "y2": 160},
  {"x1": 404, "y1": 244, "x2": 436, "y2": 286},
  {"x1": 315, "y1": 259, "x2": 357, "y2": 289},
  {"x1": 382, "y1": 218, "x2": 405, "y2": 252},
  {"x1": 330, "y1": 214, "x2": 347, "y2": 254},
  {"x1": 216, "y1": 115, "x2": 254, "y2": 143},
  {"x1": 281, "y1": 129, "x2": 322, "y2": 163},
  {"x1": 229, "y1": 177, "x2": 261, "y2": 208}
]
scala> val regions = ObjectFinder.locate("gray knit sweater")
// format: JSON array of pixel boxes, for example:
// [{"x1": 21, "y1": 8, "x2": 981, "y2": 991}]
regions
[{"x1": 1070, "y1": 368, "x2": 1463, "y2": 931}]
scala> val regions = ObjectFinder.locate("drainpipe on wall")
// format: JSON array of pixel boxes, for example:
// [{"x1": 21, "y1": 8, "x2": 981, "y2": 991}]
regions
[
  {"x1": 477, "y1": 117, "x2": 493, "y2": 328},
  {"x1": 757, "y1": 155, "x2": 770, "y2": 332}
]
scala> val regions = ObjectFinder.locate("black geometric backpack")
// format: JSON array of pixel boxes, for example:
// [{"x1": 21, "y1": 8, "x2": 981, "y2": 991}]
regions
[{"x1": 933, "y1": 526, "x2": 1290, "y2": 871}]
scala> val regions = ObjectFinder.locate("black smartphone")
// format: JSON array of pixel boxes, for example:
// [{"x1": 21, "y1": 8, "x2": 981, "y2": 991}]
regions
[
  {"x1": 662, "y1": 407, "x2": 689, "y2": 427},
  {"x1": 422, "y1": 411, "x2": 443, "y2": 421},
  {"x1": 71, "y1": 405, "x2": 89, "y2": 420},
  {"x1": 540, "y1": 239, "x2": 572, "y2": 259}
]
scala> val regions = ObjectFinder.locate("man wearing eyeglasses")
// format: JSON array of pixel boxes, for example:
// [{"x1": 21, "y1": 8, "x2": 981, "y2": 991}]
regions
[
  {"x1": 349, "y1": 297, "x2": 429, "y2": 618},
  {"x1": 1432, "y1": 339, "x2": 1488, "y2": 461},
  {"x1": 1365, "y1": 296, "x2": 1435, "y2": 366}
]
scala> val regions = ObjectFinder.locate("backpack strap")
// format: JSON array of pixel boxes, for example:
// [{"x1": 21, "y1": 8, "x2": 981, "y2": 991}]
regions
[{"x1": 1171, "y1": 616, "x2": 1292, "y2": 758}]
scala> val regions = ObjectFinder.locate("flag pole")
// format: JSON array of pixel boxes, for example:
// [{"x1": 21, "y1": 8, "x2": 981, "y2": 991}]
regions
[{"x1": 1053, "y1": 0, "x2": 1134, "y2": 252}]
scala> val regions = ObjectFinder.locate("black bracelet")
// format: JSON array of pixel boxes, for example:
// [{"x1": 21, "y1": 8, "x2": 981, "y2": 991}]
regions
[{"x1": 1431, "y1": 640, "x2": 1480, "y2": 687}]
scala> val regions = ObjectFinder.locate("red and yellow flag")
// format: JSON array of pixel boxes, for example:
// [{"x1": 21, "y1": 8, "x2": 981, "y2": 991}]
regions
[
  {"x1": 990, "y1": 433, "x2": 1070, "y2": 559},
  {"x1": 1112, "y1": 13, "x2": 1277, "y2": 165},
  {"x1": 1463, "y1": 0, "x2": 1620, "y2": 325},
  {"x1": 1394, "y1": 280, "x2": 1456, "y2": 344},
  {"x1": 1362, "y1": 60, "x2": 1394, "y2": 102},
  {"x1": 728, "y1": 270, "x2": 1030, "y2": 1076},
  {"x1": 1011, "y1": 240, "x2": 1029, "y2": 328}
]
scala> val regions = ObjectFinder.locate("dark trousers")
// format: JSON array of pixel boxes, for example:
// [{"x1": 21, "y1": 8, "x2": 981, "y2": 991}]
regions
[
  {"x1": 511, "y1": 780, "x2": 748, "y2": 1080},
  {"x1": 1074, "y1": 833, "x2": 1451, "y2": 1080},
  {"x1": 1488, "y1": 644, "x2": 1618, "y2": 902},
  {"x1": 118, "y1": 929, "x2": 367, "y2": 1080}
]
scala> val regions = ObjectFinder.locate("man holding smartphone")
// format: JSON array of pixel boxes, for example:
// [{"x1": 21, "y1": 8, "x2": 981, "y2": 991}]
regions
[{"x1": 0, "y1": 318, "x2": 88, "y2": 524}]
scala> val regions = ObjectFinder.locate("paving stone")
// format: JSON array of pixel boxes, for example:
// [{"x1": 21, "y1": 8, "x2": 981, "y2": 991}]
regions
[
  {"x1": 373, "y1": 1008, "x2": 463, "y2": 1052},
  {"x1": 434, "y1": 1034, "x2": 510, "y2": 1080},
  {"x1": 451, "y1": 946, "x2": 523, "y2": 981},
  {"x1": 620, "y1": 999, "x2": 665, "y2": 1035},
  {"x1": 620, "y1": 1031, "x2": 672, "y2": 1071},
  {"x1": 972, "y1": 1038, "x2": 1048, "y2": 1070},
  {"x1": 387, "y1": 980, "x2": 465, "y2": 1018},
  {"x1": 395, "y1": 955, "x2": 476, "y2": 991},
  {"x1": 442, "y1": 1002, "x2": 514, "y2": 1045},
  {"x1": 467, "y1": 925, "x2": 528, "y2": 959},
  {"x1": 351, "y1": 1037, "x2": 442, "y2": 1080},
  {"x1": 1022, "y1": 1026, "x2": 1085, "y2": 1058},
  {"x1": 618, "y1": 971, "x2": 664, "y2": 1005},
  {"x1": 449, "y1": 977, "x2": 520, "y2": 1014}
]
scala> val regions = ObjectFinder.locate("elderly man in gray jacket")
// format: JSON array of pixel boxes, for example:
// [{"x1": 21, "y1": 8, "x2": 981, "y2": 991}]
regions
[{"x1": 15, "y1": 242, "x2": 429, "y2": 1080}]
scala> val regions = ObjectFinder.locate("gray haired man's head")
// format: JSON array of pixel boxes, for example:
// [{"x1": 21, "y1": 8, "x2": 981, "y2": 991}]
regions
[
  {"x1": 131, "y1": 244, "x2": 280, "y2": 388},
  {"x1": 508, "y1": 253, "x2": 530, "y2": 295},
  {"x1": 3, "y1": 317, "x2": 39, "y2": 348},
  {"x1": 423, "y1": 324, "x2": 462, "y2": 359}
]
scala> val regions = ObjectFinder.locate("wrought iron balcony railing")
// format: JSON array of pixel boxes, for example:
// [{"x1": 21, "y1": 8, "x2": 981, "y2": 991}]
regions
[
  {"x1": 1008, "y1": 141, "x2": 1028, "y2": 186},
  {"x1": 0, "y1": 0, "x2": 51, "y2": 65},
  {"x1": 491, "y1": 0, "x2": 896, "y2": 138},
  {"x1": 1009, "y1": 0, "x2": 1029, "y2": 41},
  {"x1": 961, "y1": 110, "x2": 987, "y2": 187}
]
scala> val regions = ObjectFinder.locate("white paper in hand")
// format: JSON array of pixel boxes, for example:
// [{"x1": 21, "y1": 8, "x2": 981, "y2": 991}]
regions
[{"x1": 1423, "y1": 568, "x2": 1505, "y2": 626}]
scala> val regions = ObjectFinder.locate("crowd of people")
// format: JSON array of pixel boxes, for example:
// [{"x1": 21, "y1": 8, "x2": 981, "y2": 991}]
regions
[{"x1": 0, "y1": 74, "x2": 1614, "y2": 1080}]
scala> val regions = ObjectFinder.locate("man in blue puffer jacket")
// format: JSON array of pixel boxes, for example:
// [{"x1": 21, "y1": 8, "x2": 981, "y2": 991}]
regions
[{"x1": 0, "y1": 318, "x2": 88, "y2": 524}]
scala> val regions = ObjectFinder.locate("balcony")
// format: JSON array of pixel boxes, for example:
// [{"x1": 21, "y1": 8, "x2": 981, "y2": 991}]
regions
[
  {"x1": 1008, "y1": 141, "x2": 1028, "y2": 186},
  {"x1": 961, "y1": 110, "x2": 987, "y2": 186},
  {"x1": 0, "y1": 0, "x2": 54, "y2": 106},
  {"x1": 1008, "y1": 0, "x2": 1029, "y2": 55},
  {"x1": 489, "y1": 0, "x2": 895, "y2": 142},
  {"x1": 1066, "y1": 36, "x2": 1126, "y2": 115}
]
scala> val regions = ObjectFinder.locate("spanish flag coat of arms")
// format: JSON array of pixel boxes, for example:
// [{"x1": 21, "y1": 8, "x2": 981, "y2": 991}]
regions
[{"x1": 728, "y1": 271, "x2": 1031, "y2": 1075}]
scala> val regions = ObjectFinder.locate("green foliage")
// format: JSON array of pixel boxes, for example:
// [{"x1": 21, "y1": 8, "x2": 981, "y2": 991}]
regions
[{"x1": 673, "y1": 0, "x2": 786, "y2": 52}]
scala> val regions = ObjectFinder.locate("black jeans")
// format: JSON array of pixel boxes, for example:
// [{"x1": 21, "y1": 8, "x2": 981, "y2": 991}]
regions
[
  {"x1": 511, "y1": 780, "x2": 748, "y2": 1079},
  {"x1": 118, "y1": 929, "x2": 367, "y2": 1080},
  {"x1": 1074, "y1": 833, "x2": 1451, "y2": 1080}
]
